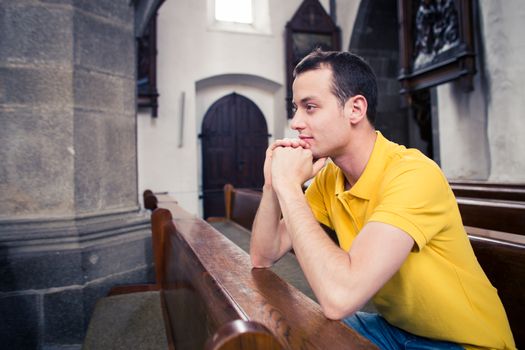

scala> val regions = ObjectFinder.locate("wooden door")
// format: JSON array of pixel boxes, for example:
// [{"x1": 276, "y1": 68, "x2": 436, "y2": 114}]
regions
[{"x1": 201, "y1": 93, "x2": 268, "y2": 219}]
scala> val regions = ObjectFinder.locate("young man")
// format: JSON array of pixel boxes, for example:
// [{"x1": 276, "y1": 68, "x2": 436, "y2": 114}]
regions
[{"x1": 249, "y1": 50, "x2": 515, "y2": 350}]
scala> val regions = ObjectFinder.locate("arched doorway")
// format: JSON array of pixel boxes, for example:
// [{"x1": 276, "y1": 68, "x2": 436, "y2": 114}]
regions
[{"x1": 200, "y1": 92, "x2": 269, "y2": 219}]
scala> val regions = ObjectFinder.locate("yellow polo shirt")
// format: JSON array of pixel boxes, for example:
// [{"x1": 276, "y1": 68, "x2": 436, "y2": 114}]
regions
[{"x1": 305, "y1": 132, "x2": 515, "y2": 349}]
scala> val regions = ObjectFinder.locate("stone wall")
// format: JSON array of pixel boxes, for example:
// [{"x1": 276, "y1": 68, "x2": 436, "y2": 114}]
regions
[
  {"x1": 0, "y1": 1, "x2": 153, "y2": 348},
  {"x1": 349, "y1": 0, "x2": 412, "y2": 150}
]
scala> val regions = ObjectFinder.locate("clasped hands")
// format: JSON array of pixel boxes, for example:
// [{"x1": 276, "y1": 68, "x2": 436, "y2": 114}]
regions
[{"x1": 264, "y1": 139, "x2": 327, "y2": 193}]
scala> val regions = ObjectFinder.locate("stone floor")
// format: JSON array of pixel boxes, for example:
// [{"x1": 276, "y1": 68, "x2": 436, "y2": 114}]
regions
[{"x1": 83, "y1": 291, "x2": 167, "y2": 350}]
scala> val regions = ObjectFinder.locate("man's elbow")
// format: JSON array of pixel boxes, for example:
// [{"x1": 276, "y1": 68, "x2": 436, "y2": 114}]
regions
[
  {"x1": 320, "y1": 303, "x2": 349, "y2": 321},
  {"x1": 318, "y1": 294, "x2": 361, "y2": 321},
  {"x1": 250, "y1": 253, "x2": 273, "y2": 269}
]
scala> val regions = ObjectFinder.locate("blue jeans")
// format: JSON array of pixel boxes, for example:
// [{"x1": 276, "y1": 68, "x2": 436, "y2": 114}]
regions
[{"x1": 343, "y1": 312, "x2": 464, "y2": 350}]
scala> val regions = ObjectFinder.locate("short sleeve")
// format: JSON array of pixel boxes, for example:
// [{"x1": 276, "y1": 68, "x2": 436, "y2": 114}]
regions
[{"x1": 368, "y1": 160, "x2": 453, "y2": 251}]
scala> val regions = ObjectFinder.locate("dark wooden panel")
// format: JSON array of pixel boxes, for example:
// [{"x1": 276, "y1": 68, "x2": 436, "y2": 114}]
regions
[
  {"x1": 457, "y1": 198, "x2": 525, "y2": 235},
  {"x1": 450, "y1": 181, "x2": 525, "y2": 202},
  {"x1": 466, "y1": 227, "x2": 525, "y2": 348}
]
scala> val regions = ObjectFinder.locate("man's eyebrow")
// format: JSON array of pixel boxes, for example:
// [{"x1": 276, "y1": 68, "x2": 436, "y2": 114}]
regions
[
  {"x1": 299, "y1": 96, "x2": 317, "y2": 104},
  {"x1": 292, "y1": 96, "x2": 318, "y2": 106}
]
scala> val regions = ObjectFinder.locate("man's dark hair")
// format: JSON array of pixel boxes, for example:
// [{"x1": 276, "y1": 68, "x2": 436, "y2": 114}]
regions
[{"x1": 293, "y1": 49, "x2": 378, "y2": 125}]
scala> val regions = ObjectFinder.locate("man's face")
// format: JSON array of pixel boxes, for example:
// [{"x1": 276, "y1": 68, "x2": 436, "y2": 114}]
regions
[{"x1": 291, "y1": 66, "x2": 351, "y2": 159}]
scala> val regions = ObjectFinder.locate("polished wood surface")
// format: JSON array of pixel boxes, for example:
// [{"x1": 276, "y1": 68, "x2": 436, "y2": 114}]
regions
[
  {"x1": 450, "y1": 181, "x2": 525, "y2": 235},
  {"x1": 457, "y1": 198, "x2": 525, "y2": 235},
  {"x1": 205, "y1": 320, "x2": 283, "y2": 350},
  {"x1": 450, "y1": 181, "x2": 525, "y2": 202},
  {"x1": 155, "y1": 199, "x2": 377, "y2": 349}
]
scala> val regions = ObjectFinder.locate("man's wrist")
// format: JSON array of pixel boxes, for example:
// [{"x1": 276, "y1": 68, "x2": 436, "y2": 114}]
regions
[
  {"x1": 262, "y1": 183, "x2": 274, "y2": 192},
  {"x1": 273, "y1": 181, "x2": 304, "y2": 202}
]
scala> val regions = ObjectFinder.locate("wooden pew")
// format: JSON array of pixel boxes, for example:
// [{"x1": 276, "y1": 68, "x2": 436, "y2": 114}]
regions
[
  {"x1": 144, "y1": 189, "x2": 159, "y2": 210},
  {"x1": 215, "y1": 184, "x2": 525, "y2": 348},
  {"x1": 450, "y1": 181, "x2": 525, "y2": 202},
  {"x1": 449, "y1": 179, "x2": 525, "y2": 345},
  {"x1": 465, "y1": 226, "x2": 525, "y2": 347},
  {"x1": 207, "y1": 184, "x2": 262, "y2": 231},
  {"x1": 456, "y1": 198, "x2": 525, "y2": 235},
  {"x1": 450, "y1": 181, "x2": 525, "y2": 235},
  {"x1": 154, "y1": 195, "x2": 376, "y2": 349},
  {"x1": 204, "y1": 320, "x2": 282, "y2": 350}
]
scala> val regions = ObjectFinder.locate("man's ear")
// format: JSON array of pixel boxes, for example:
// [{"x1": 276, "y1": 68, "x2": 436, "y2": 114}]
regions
[{"x1": 344, "y1": 95, "x2": 368, "y2": 124}]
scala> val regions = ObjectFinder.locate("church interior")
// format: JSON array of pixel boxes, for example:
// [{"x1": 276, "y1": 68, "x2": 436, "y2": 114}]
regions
[{"x1": 1, "y1": 0, "x2": 524, "y2": 348}]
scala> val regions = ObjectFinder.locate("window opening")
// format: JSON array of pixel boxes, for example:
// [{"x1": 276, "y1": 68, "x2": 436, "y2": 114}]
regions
[{"x1": 215, "y1": 0, "x2": 253, "y2": 24}]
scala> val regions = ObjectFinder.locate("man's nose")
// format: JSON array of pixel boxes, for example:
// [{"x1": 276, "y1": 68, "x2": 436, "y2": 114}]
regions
[{"x1": 290, "y1": 110, "x2": 305, "y2": 131}]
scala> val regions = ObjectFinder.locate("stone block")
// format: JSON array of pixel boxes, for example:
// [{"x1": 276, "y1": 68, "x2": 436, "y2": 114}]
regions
[
  {"x1": 0, "y1": 294, "x2": 39, "y2": 350},
  {"x1": 80, "y1": 230, "x2": 152, "y2": 283},
  {"x1": 376, "y1": 93, "x2": 402, "y2": 113},
  {"x1": 376, "y1": 111, "x2": 408, "y2": 146},
  {"x1": 102, "y1": 115, "x2": 138, "y2": 208},
  {"x1": 0, "y1": 3, "x2": 73, "y2": 65},
  {"x1": 73, "y1": 109, "x2": 137, "y2": 213},
  {"x1": 74, "y1": 0, "x2": 134, "y2": 25},
  {"x1": 0, "y1": 108, "x2": 75, "y2": 218},
  {"x1": 73, "y1": 68, "x2": 135, "y2": 114},
  {"x1": 74, "y1": 11, "x2": 134, "y2": 78},
  {"x1": 44, "y1": 289, "x2": 85, "y2": 345},
  {"x1": 0, "y1": 66, "x2": 73, "y2": 107},
  {"x1": 41, "y1": 0, "x2": 75, "y2": 4},
  {"x1": 367, "y1": 56, "x2": 393, "y2": 78},
  {"x1": 0, "y1": 248, "x2": 82, "y2": 292}
]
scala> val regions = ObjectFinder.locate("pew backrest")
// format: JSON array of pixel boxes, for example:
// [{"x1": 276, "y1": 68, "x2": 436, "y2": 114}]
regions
[
  {"x1": 465, "y1": 226, "x2": 525, "y2": 347},
  {"x1": 223, "y1": 184, "x2": 262, "y2": 231},
  {"x1": 449, "y1": 181, "x2": 525, "y2": 235},
  {"x1": 450, "y1": 181, "x2": 525, "y2": 202},
  {"x1": 456, "y1": 198, "x2": 525, "y2": 235},
  {"x1": 144, "y1": 189, "x2": 159, "y2": 210}
]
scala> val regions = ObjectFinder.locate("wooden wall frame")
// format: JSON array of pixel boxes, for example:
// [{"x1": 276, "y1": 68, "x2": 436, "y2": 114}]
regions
[
  {"x1": 137, "y1": 10, "x2": 160, "y2": 117},
  {"x1": 285, "y1": 0, "x2": 341, "y2": 118},
  {"x1": 397, "y1": 0, "x2": 476, "y2": 99}
]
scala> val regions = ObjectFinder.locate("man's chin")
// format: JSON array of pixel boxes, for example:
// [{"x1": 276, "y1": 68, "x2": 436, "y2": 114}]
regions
[{"x1": 312, "y1": 151, "x2": 327, "y2": 161}]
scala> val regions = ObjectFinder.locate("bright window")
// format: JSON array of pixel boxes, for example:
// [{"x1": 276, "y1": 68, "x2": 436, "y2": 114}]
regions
[
  {"x1": 208, "y1": 0, "x2": 271, "y2": 35},
  {"x1": 215, "y1": 0, "x2": 253, "y2": 24}
]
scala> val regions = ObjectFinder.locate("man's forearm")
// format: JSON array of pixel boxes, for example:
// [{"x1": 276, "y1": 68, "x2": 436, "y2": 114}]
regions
[
  {"x1": 250, "y1": 185, "x2": 285, "y2": 267},
  {"x1": 275, "y1": 184, "x2": 358, "y2": 319}
]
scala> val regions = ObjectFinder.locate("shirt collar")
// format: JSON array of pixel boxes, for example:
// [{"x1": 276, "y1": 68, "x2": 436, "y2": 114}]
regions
[{"x1": 334, "y1": 131, "x2": 390, "y2": 200}]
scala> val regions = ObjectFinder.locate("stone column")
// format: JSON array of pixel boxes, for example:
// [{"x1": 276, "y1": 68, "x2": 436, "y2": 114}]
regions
[{"x1": 0, "y1": 1, "x2": 152, "y2": 348}]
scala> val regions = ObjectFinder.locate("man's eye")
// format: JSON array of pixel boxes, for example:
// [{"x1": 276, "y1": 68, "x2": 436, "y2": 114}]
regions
[
  {"x1": 306, "y1": 104, "x2": 316, "y2": 111},
  {"x1": 291, "y1": 105, "x2": 298, "y2": 114}
]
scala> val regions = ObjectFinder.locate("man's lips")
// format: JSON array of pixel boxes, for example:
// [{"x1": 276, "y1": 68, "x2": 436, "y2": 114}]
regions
[{"x1": 298, "y1": 135, "x2": 314, "y2": 148}]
